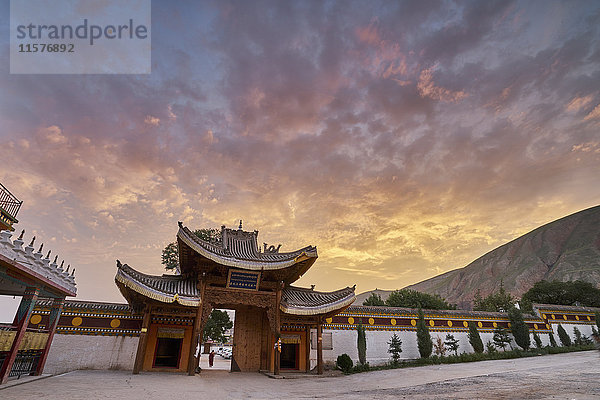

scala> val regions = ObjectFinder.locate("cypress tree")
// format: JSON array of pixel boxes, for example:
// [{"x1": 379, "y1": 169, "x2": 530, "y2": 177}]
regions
[
  {"x1": 468, "y1": 322, "x2": 484, "y2": 353},
  {"x1": 416, "y1": 308, "x2": 433, "y2": 358},
  {"x1": 508, "y1": 307, "x2": 530, "y2": 350},
  {"x1": 557, "y1": 324, "x2": 571, "y2": 346},
  {"x1": 357, "y1": 322, "x2": 367, "y2": 365},
  {"x1": 533, "y1": 331, "x2": 543, "y2": 349},
  {"x1": 549, "y1": 331, "x2": 558, "y2": 347}
]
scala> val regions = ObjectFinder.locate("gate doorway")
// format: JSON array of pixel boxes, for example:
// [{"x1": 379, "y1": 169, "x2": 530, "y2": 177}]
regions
[
  {"x1": 153, "y1": 337, "x2": 182, "y2": 368},
  {"x1": 280, "y1": 343, "x2": 298, "y2": 370}
]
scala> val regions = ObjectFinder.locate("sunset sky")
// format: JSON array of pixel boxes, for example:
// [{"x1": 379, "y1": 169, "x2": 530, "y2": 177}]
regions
[{"x1": 1, "y1": 1, "x2": 599, "y2": 317}]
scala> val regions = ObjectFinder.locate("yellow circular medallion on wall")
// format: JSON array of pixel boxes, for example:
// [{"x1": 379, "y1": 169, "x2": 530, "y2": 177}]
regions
[
  {"x1": 463, "y1": 321, "x2": 468, "y2": 328},
  {"x1": 542, "y1": 314, "x2": 547, "y2": 320},
  {"x1": 348, "y1": 317, "x2": 354, "y2": 324},
  {"x1": 575, "y1": 315, "x2": 579, "y2": 321},
  {"x1": 551, "y1": 314, "x2": 555, "y2": 320},
  {"x1": 447, "y1": 320, "x2": 452, "y2": 327},
  {"x1": 587, "y1": 316, "x2": 591, "y2": 321},
  {"x1": 546, "y1": 324, "x2": 551, "y2": 329},
  {"x1": 492, "y1": 322, "x2": 497, "y2": 328},
  {"x1": 507, "y1": 322, "x2": 511, "y2": 328},
  {"x1": 429, "y1": 320, "x2": 435, "y2": 327},
  {"x1": 534, "y1": 324, "x2": 538, "y2": 330},
  {"x1": 30, "y1": 314, "x2": 42, "y2": 325},
  {"x1": 477, "y1": 321, "x2": 483, "y2": 328},
  {"x1": 110, "y1": 318, "x2": 121, "y2": 328},
  {"x1": 71, "y1": 317, "x2": 82, "y2": 327},
  {"x1": 368, "y1": 318, "x2": 375, "y2": 325},
  {"x1": 391, "y1": 318, "x2": 397, "y2": 326},
  {"x1": 411, "y1": 319, "x2": 417, "y2": 327},
  {"x1": 326, "y1": 317, "x2": 332, "y2": 324},
  {"x1": 563, "y1": 315, "x2": 567, "y2": 320}
]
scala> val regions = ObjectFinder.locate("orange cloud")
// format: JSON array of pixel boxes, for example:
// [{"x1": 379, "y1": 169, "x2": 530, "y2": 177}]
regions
[{"x1": 417, "y1": 67, "x2": 467, "y2": 102}]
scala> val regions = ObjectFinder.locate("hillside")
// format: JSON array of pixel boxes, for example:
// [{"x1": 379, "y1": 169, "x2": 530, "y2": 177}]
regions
[{"x1": 399, "y1": 206, "x2": 600, "y2": 309}]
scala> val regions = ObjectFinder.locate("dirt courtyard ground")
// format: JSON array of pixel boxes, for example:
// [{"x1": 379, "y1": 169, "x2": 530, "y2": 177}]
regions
[{"x1": 1, "y1": 351, "x2": 599, "y2": 399}]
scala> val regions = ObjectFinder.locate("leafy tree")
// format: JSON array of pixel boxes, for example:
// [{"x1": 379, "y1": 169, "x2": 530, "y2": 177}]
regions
[
  {"x1": 557, "y1": 324, "x2": 571, "y2": 346},
  {"x1": 162, "y1": 228, "x2": 221, "y2": 272},
  {"x1": 548, "y1": 331, "x2": 558, "y2": 347},
  {"x1": 592, "y1": 325, "x2": 599, "y2": 339},
  {"x1": 533, "y1": 331, "x2": 543, "y2": 349},
  {"x1": 493, "y1": 326, "x2": 512, "y2": 351},
  {"x1": 161, "y1": 242, "x2": 179, "y2": 272},
  {"x1": 202, "y1": 309, "x2": 233, "y2": 343},
  {"x1": 520, "y1": 280, "x2": 600, "y2": 311},
  {"x1": 468, "y1": 322, "x2": 484, "y2": 353},
  {"x1": 508, "y1": 307, "x2": 530, "y2": 350},
  {"x1": 336, "y1": 353, "x2": 353, "y2": 373},
  {"x1": 363, "y1": 293, "x2": 385, "y2": 306},
  {"x1": 357, "y1": 322, "x2": 367, "y2": 365},
  {"x1": 444, "y1": 334, "x2": 460, "y2": 356},
  {"x1": 596, "y1": 312, "x2": 600, "y2": 332},
  {"x1": 473, "y1": 281, "x2": 515, "y2": 312},
  {"x1": 416, "y1": 308, "x2": 433, "y2": 358},
  {"x1": 385, "y1": 289, "x2": 456, "y2": 310},
  {"x1": 433, "y1": 337, "x2": 446, "y2": 356},
  {"x1": 387, "y1": 333, "x2": 402, "y2": 365}
]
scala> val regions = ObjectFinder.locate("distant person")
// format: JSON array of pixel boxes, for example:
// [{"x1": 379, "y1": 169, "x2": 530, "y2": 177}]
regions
[{"x1": 209, "y1": 350, "x2": 215, "y2": 367}]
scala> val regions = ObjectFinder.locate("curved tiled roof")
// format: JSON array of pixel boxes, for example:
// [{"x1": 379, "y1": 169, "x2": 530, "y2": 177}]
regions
[
  {"x1": 36, "y1": 299, "x2": 133, "y2": 312},
  {"x1": 177, "y1": 223, "x2": 317, "y2": 271},
  {"x1": 115, "y1": 261, "x2": 200, "y2": 307},
  {"x1": 280, "y1": 286, "x2": 356, "y2": 316},
  {"x1": 115, "y1": 262, "x2": 355, "y2": 316}
]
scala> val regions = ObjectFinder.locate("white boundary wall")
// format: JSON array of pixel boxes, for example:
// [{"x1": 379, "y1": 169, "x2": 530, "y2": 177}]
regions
[{"x1": 43, "y1": 334, "x2": 138, "y2": 375}]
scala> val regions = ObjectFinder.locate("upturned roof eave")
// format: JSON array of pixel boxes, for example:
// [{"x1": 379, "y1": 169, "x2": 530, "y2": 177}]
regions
[{"x1": 177, "y1": 223, "x2": 318, "y2": 271}]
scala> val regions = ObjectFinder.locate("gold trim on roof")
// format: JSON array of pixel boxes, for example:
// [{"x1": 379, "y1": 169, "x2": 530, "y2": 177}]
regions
[{"x1": 115, "y1": 271, "x2": 200, "y2": 307}]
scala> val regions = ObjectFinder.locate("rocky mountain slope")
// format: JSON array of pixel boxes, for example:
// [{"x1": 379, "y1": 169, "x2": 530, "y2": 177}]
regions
[{"x1": 401, "y1": 205, "x2": 600, "y2": 309}]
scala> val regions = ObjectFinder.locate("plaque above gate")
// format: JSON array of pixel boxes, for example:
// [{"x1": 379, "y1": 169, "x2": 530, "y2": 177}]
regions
[{"x1": 227, "y1": 269, "x2": 261, "y2": 291}]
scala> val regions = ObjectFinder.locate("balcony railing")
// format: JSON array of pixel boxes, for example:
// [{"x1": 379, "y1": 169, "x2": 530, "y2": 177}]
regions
[{"x1": 0, "y1": 182, "x2": 22, "y2": 221}]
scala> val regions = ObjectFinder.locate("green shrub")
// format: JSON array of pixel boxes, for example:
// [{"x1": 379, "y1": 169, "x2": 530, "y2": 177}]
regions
[
  {"x1": 573, "y1": 327, "x2": 593, "y2": 346},
  {"x1": 557, "y1": 324, "x2": 571, "y2": 346},
  {"x1": 444, "y1": 334, "x2": 460, "y2": 356},
  {"x1": 352, "y1": 362, "x2": 370, "y2": 373},
  {"x1": 468, "y1": 322, "x2": 484, "y2": 353},
  {"x1": 493, "y1": 326, "x2": 512, "y2": 351},
  {"x1": 485, "y1": 341, "x2": 497, "y2": 354},
  {"x1": 336, "y1": 353, "x2": 353, "y2": 373},
  {"x1": 387, "y1": 333, "x2": 402, "y2": 365}
]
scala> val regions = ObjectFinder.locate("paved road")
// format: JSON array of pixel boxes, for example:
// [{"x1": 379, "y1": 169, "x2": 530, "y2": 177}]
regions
[{"x1": 2, "y1": 351, "x2": 599, "y2": 399}]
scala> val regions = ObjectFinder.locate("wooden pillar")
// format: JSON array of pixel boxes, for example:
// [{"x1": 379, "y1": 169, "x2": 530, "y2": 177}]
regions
[
  {"x1": 305, "y1": 325, "x2": 311, "y2": 373},
  {"x1": 35, "y1": 297, "x2": 64, "y2": 375},
  {"x1": 132, "y1": 305, "x2": 151, "y2": 374},
  {"x1": 317, "y1": 319, "x2": 323, "y2": 375},
  {"x1": 0, "y1": 286, "x2": 40, "y2": 384},
  {"x1": 274, "y1": 282, "x2": 282, "y2": 375},
  {"x1": 188, "y1": 277, "x2": 207, "y2": 375}
]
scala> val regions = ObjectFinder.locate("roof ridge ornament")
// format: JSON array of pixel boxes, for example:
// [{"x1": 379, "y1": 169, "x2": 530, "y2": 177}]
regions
[{"x1": 238, "y1": 219, "x2": 243, "y2": 230}]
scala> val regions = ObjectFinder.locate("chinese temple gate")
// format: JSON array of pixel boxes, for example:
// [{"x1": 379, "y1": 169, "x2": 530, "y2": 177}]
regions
[{"x1": 115, "y1": 222, "x2": 355, "y2": 375}]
